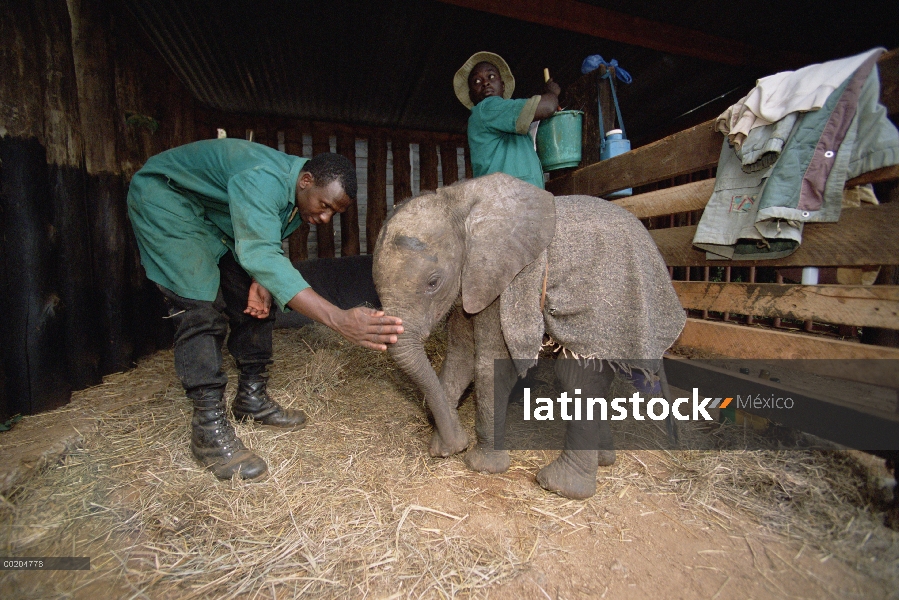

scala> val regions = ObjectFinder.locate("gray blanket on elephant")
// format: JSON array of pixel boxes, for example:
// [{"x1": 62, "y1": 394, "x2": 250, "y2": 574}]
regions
[{"x1": 500, "y1": 195, "x2": 686, "y2": 376}]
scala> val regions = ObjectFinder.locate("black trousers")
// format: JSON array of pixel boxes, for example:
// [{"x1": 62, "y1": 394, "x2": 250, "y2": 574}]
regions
[{"x1": 158, "y1": 251, "x2": 274, "y2": 396}]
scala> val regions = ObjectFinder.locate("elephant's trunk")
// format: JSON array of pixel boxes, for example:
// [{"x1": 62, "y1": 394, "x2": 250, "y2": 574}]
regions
[
  {"x1": 388, "y1": 335, "x2": 445, "y2": 420},
  {"x1": 388, "y1": 333, "x2": 467, "y2": 455}
]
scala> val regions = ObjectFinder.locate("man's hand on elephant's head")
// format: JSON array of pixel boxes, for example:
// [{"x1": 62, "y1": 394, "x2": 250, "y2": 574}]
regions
[{"x1": 336, "y1": 306, "x2": 404, "y2": 351}]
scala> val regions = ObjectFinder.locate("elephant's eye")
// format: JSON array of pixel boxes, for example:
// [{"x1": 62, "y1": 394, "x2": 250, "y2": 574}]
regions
[{"x1": 426, "y1": 274, "x2": 441, "y2": 292}]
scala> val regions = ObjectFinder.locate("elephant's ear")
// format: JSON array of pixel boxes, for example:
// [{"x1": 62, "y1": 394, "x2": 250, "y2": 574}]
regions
[{"x1": 460, "y1": 174, "x2": 556, "y2": 314}]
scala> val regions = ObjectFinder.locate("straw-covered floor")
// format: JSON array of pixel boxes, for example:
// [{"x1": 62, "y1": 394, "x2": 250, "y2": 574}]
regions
[{"x1": 1, "y1": 323, "x2": 898, "y2": 598}]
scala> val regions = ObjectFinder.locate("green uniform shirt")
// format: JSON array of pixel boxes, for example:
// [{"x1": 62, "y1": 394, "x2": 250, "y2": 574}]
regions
[
  {"x1": 467, "y1": 95, "x2": 544, "y2": 189},
  {"x1": 127, "y1": 138, "x2": 308, "y2": 310}
]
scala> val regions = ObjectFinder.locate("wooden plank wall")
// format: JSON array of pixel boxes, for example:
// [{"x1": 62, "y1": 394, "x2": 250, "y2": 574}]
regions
[
  {"x1": 546, "y1": 49, "x2": 899, "y2": 397},
  {"x1": 0, "y1": 0, "x2": 197, "y2": 418},
  {"x1": 194, "y1": 110, "x2": 469, "y2": 259}
]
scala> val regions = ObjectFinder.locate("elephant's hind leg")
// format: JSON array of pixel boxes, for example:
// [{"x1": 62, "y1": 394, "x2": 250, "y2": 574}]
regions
[{"x1": 537, "y1": 358, "x2": 615, "y2": 499}]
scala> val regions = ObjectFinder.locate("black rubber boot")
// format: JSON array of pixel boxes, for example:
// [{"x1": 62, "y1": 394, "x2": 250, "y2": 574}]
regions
[
  {"x1": 232, "y1": 375, "x2": 307, "y2": 430},
  {"x1": 190, "y1": 389, "x2": 268, "y2": 480}
]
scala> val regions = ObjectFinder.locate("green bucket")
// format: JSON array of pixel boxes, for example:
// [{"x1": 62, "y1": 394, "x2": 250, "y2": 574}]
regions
[{"x1": 536, "y1": 110, "x2": 584, "y2": 171}]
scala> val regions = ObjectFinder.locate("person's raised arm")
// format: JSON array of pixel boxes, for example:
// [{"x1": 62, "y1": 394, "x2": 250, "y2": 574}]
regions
[
  {"x1": 534, "y1": 80, "x2": 562, "y2": 121},
  {"x1": 286, "y1": 287, "x2": 403, "y2": 351}
]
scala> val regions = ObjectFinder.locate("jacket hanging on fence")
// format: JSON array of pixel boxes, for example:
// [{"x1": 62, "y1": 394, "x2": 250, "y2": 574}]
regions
[{"x1": 693, "y1": 48, "x2": 899, "y2": 260}]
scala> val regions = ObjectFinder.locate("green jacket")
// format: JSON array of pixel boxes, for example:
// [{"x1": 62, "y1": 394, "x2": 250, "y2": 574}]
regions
[
  {"x1": 127, "y1": 139, "x2": 308, "y2": 309},
  {"x1": 468, "y1": 95, "x2": 544, "y2": 188}
]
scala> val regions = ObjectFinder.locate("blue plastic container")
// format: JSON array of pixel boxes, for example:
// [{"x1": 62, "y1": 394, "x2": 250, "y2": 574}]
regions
[
  {"x1": 536, "y1": 110, "x2": 584, "y2": 171},
  {"x1": 600, "y1": 129, "x2": 632, "y2": 198}
]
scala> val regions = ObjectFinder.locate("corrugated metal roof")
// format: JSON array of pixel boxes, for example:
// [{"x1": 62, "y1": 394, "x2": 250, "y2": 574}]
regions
[{"x1": 122, "y1": 0, "x2": 899, "y2": 146}]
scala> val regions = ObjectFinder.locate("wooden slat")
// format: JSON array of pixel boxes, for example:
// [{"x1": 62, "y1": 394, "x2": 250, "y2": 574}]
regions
[
  {"x1": 673, "y1": 319, "x2": 899, "y2": 389},
  {"x1": 440, "y1": 142, "x2": 459, "y2": 187},
  {"x1": 285, "y1": 127, "x2": 309, "y2": 262},
  {"x1": 674, "y1": 282, "x2": 899, "y2": 329},
  {"x1": 392, "y1": 136, "x2": 412, "y2": 204},
  {"x1": 336, "y1": 131, "x2": 360, "y2": 256},
  {"x1": 546, "y1": 120, "x2": 721, "y2": 197},
  {"x1": 312, "y1": 124, "x2": 335, "y2": 258},
  {"x1": 366, "y1": 135, "x2": 388, "y2": 254},
  {"x1": 652, "y1": 201, "x2": 899, "y2": 267},
  {"x1": 419, "y1": 141, "x2": 439, "y2": 192}
]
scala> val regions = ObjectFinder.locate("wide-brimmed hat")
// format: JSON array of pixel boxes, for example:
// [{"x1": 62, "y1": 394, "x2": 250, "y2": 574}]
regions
[{"x1": 453, "y1": 51, "x2": 515, "y2": 109}]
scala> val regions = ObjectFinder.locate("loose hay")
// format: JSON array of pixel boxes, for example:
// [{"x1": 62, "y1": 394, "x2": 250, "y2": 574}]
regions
[{"x1": 1, "y1": 324, "x2": 897, "y2": 598}]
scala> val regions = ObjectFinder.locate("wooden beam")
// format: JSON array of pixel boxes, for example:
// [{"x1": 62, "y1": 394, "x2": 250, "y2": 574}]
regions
[
  {"x1": 366, "y1": 134, "x2": 388, "y2": 254},
  {"x1": 614, "y1": 164, "x2": 899, "y2": 220},
  {"x1": 652, "y1": 202, "x2": 899, "y2": 268},
  {"x1": 546, "y1": 119, "x2": 721, "y2": 197},
  {"x1": 673, "y1": 318, "x2": 899, "y2": 389},
  {"x1": 331, "y1": 122, "x2": 466, "y2": 146},
  {"x1": 845, "y1": 164, "x2": 899, "y2": 188},
  {"x1": 663, "y1": 358, "x2": 899, "y2": 447},
  {"x1": 613, "y1": 179, "x2": 714, "y2": 218},
  {"x1": 336, "y1": 130, "x2": 360, "y2": 256},
  {"x1": 674, "y1": 282, "x2": 899, "y2": 329},
  {"x1": 436, "y1": 0, "x2": 810, "y2": 68}
]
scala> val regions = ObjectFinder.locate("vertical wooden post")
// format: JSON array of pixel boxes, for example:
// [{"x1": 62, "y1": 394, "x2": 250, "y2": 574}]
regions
[
  {"x1": 366, "y1": 134, "x2": 388, "y2": 253},
  {"x1": 69, "y1": 0, "x2": 130, "y2": 382},
  {"x1": 0, "y1": 0, "x2": 79, "y2": 416},
  {"x1": 285, "y1": 123, "x2": 309, "y2": 262},
  {"x1": 440, "y1": 143, "x2": 459, "y2": 187},
  {"x1": 419, "y1": 141, "x2": 439, "y2": 192},
  {"x1": 392, "y1": 136, "x2": 412, "y2": 204},
  {"x1": 336, "y1": 130, "x2": 360, "y2": 256},
  {"x1": 312, "y1": 123, "x2": 335, "y2": 258},
  {"x1": 464, "y1": 144, "x2": 473, "y2": 180}
]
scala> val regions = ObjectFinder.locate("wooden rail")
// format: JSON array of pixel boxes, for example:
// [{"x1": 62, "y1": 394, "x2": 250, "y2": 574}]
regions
[
  {"x1": 673, "y1": 282, "x2": 899, "y2": 329},
  {"x1": 651, "y1": 202, "x2": 899, "y2": 268}
]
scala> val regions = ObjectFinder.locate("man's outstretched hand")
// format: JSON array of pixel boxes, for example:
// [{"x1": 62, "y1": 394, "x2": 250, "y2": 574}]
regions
[{"x1": 286, "y1": 287, "x2": 403, "y2": 351}]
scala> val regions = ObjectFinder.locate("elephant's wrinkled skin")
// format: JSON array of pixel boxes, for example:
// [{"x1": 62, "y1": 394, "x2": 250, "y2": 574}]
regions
[{"x1": 372, "y1": 174, "x2": 685, "y2": 499}]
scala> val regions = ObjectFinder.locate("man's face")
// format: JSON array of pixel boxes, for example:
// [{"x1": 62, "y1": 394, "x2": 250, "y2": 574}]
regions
[
  {"x1": 468, "y1": 62, "x2": 505, "y2": 106},
  {"x1": 295, "y1": 174, "x2": 350, "y2": 225}
]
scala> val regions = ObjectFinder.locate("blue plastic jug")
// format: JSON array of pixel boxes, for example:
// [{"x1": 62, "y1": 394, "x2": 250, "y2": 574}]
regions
[{"x1": 599, "y1": 129, "x2": 632, "y2": 198}]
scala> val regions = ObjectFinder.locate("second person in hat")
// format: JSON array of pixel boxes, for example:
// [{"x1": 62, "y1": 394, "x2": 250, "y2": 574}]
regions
[{"x1": 454, "y1": 51, "x2": 561, "y2": 189}]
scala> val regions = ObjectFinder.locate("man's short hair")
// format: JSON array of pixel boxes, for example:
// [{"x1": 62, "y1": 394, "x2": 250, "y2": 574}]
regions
[{"x1": 304, "y1": 152, "x2": 357, "y2": 200}]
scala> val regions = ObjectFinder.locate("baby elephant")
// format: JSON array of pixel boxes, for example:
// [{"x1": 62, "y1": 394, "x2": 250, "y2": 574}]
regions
[{"x1": 373, "y1": 173, "x2": 685, "y2": 499}]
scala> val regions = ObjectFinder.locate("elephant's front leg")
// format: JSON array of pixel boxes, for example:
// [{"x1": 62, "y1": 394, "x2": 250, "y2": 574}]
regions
[
  {"x1": 430, "y1": 304, "x2": 475, "y2": 457},
  {"x1": 537, "y1": 359, "x2": 616, "y2": 499},
  {"x1": 464, "y1": 300, "x2": 516, "y2": 474}
]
